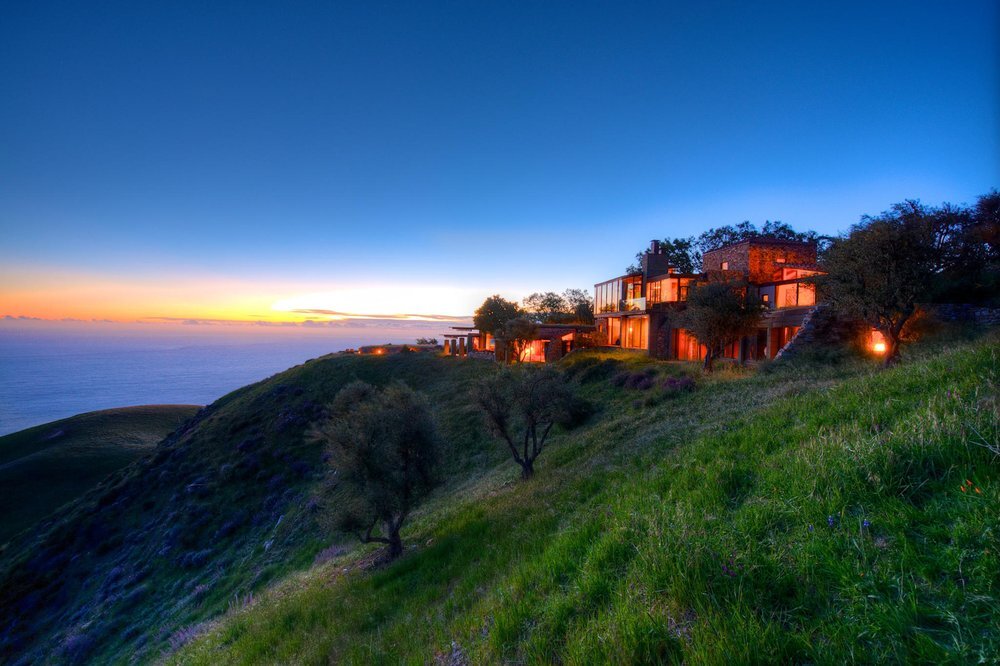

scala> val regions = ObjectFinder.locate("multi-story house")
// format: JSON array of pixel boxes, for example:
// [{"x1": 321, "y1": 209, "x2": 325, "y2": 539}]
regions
[{"x1": 594, "y1": 237, "x2": 823, "y2": 362}]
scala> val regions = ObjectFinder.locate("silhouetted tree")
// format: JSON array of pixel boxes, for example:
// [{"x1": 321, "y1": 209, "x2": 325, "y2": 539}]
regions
[
  {"x1": 628, "y1": 222, "x2": 819, "y2": 274},
  {"x1": 676, "y1": 278, "x2": 764, "y2": 372},
  {"x1": 309, "y1": 381, "x2": 441, "y2": 560},
  {"x1": 819, "y1": 198, "x2": 997, "y2": 365},
  {"x1": 522, "y1": 292, "x2": 567, "y2": 320},
  {"x1": 563, "y1": 288, "x2": 595, "y2": 324},
  {"x1": 497, "y1": 316, "x2": 538, "y2": 363},
  {"x1": 474, "y1": 295, "x2": 522, "y2": 337},
  {"x1": 473, "y1": 365, "x2": 586, "y2": 479},
  {"x1": 521, "y1": 288, "x2": 594, "y2": 324}
]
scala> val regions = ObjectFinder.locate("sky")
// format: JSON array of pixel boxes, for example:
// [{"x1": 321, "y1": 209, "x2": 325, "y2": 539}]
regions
[{"x1": 1, "y1": 0, "x2": 997, "y2": 327}]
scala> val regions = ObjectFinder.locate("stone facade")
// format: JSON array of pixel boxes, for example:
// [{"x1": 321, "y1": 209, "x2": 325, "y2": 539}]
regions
[{"x1": 702, "y1": 238, "x2": 817, "y2": 283}]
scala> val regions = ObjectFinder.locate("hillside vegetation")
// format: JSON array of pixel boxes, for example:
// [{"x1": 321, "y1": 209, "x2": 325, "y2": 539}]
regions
[
  {"x1": 0, "y1": 336, "x2": 997, "y2": 664},
  {"x1": 169, "y1": 338, "x2": 998, "y2": 664},
  {"x1": 0, "y1": 405, "x2": 199, "y2": 545}
]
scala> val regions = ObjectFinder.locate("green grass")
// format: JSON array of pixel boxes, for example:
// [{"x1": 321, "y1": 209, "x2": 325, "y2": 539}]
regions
[
  {"x1": 1, "y1": 336, "x2": 995, "y2": 664},
  {"x1": 0, "y1": 405, "x2": 199, "y2": 545},
  {"x1": 170, "y1": 337, "x2": 998, "y2": 664}
]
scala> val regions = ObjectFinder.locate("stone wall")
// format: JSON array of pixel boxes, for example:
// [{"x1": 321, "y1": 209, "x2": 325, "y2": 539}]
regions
[
  {"x1": 702, "y1": 240, "x2": 816, "y2": 282},
  {"x1": 929, "y1": 304, "x2": 1000, "y2": 326}
]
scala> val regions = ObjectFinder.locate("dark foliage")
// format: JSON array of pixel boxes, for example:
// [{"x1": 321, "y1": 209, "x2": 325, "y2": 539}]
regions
[
  {"x1": 818, "y1": 194, "x2": 998, "y2": 365},
  {"x1": 473, "y1": 295, "x2": 523, "y2": 336},
  {"x1": 309, "y1": 381, "x2": 441, "y2": 560},
  {"x1": 675, "y1": 278, "x2": 765, "y2": 371},
  {"x1": 627, "y1": 221, "x2": 820, "y2": 274},
  {"x1": 473, "y1": 365, "x2": 590, "y2": 479}
]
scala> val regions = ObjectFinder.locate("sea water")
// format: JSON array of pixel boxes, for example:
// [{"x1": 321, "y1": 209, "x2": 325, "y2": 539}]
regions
[{"x1": 0, "y1": 322, "x2": 450, "y2": 436}]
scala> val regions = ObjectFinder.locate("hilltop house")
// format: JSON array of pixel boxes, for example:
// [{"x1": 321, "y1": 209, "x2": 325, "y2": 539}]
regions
[{"x1": 594, "y1": 238, "x2": 824, "y2": 362}]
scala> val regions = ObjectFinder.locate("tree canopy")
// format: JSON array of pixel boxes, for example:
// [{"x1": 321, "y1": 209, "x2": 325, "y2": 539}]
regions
[
  {"x1": 309, "y1": 381, "x2": 441, "y2": 560},
  {"x1": 676, "y1": 278, "x2": 764, "y2": 371},
  {"x1": 521, "y1": 288, "x2": 594, "y2": 324},
  {"x1": 627, "y1": 221, "x2": 819, "y2": 274},
  {"x1": 473, "y1": 365, "x2": 587, "y2": 479},
  {"x1": 473, "y1": 295, "x2": 523, "y2": 336},
  {"x1": 818, "y1": 196, "x2": 997, "y2": 365},
  {"x1": 497, "y1": 316, "x2": 539, "y2": 363}
]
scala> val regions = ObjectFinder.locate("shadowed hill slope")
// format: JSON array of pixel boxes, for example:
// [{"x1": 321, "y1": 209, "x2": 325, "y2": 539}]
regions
[
  {"x1": 0, "y1": 353, "x2": 497, "y2": 665},
  {"x1": 0, "y1": 405, "x2": 200, "y2": 545}
]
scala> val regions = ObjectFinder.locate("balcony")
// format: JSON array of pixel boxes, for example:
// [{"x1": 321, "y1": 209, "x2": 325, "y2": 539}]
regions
[{"x1": 624, "y1": 297, "x2": 646, "y2": 311}]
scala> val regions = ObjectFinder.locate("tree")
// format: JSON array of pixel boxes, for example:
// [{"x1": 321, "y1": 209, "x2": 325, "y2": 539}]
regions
[
  {"x1": 563, "y1": 288, "x2": 594, "y2": 324},
  {"x1": 522, "y1": 292, "x2": 568, "y2": 321},
  {"x1": 497, "y1": 316, "x2": 538, "y2": 363},
  {"x1": 818, "y1": 201, "x2": 964, "y2": 366},
  {"x1": 626, "y1": 236, "x2": 698, "y2": 274},
  {"x1": 627, "y1": 222, "x2": 817, "y2": 274},
  {"x1": 473, "y1": 365, "x2": 585, "y2": 479},
  {"x1": 309, "y1": 381, "x2": 441, "y2": 560},
  {"x1": 676, "y1": 278, "x2": 764, "y2": 372},
  {"x1": 474, "y1": 295, "x2": 522, "y2": 337}
]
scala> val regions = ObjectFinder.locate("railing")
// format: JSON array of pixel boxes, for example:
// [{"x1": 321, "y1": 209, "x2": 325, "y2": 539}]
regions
[{"x1": 624, "y1": 297, "x2": 646, "y2": 311}]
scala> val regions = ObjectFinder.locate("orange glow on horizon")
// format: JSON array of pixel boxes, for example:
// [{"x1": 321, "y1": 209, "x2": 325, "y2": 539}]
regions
[{"x1": 0, "y1": 266, "x2": 482, "y2": 325}]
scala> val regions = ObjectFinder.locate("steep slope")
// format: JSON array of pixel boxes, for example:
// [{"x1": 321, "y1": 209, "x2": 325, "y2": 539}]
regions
[
  {"x1": 172, "y1": 340, "x2": 998, "y2": 664},
  {"x1": 0, "y1": 353, "x2": 497, "y2": 665},
  {"x1": 0, "y1": 405, "x2": 200, "y2": 545}
]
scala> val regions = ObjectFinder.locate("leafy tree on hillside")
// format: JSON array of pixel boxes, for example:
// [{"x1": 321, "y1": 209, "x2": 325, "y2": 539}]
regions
[
  {"x1": 309, "y1": 381, "x2": 441, "y2": 560},
  {"x1": 818, "y1": 198, "x2": 996, "y2": 365},
  {"x1": 676, "y1": 278, "x2": 764, "y2": 372},
  {"x1": 473, "y1": 295, "x2": 522, "y2": 337},
  {"x1": 473, "y1": 365, "x2": 587, "y2": 479},
  {"x1": 497, "y1": 316, "x2": 539, "y2": 363}
]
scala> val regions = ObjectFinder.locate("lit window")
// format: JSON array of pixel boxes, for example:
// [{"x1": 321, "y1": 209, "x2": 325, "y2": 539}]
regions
[{"x1": 721, "y1": 261, "x2": 729, "y2": 270}]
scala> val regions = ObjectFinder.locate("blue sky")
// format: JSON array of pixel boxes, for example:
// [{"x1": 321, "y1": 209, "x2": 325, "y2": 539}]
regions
[{"x1": 1, "y1": 1, "x2": 997, "y2": 319}]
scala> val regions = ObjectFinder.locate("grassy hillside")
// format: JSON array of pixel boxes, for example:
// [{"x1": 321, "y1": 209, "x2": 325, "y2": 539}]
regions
[
  {"x1": 0, "y1": 353, "x2": 497, "y2": 665},
  {"x1": 0, "y1": 337, "x2": 996, "y2": 664},
  {"x1": 171, "y1": 339, "x2": 999, "y2": 665},
  {"x1": 0, "y1": 405, "x2": 200, "y2": 545}
]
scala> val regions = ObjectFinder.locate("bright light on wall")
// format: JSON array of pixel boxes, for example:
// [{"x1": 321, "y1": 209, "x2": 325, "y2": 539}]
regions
[{"x1": 870, "y1": 329, "x2": 888, "y2": 354}]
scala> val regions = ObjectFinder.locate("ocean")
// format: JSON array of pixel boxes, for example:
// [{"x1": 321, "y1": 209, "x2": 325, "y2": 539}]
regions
[{"x1": 0, "y1": 322, "x2": 451, "y2": 436}]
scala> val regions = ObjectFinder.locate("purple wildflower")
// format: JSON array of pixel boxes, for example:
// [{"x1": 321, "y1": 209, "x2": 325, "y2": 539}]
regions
[
  {"x1": 862, "y1": 519, "x2": 871, "y2": 528},
  {"x1": 827, "y1": 515, "x2": 836, "y2": 527}
]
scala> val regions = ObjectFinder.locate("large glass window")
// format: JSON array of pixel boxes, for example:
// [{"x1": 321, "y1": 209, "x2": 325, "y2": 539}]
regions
[
  {"x1": 608, "y1": 317, "x2": 622, "y2": 345},
  {"x1": 776, "y1": 281, "x2": 816, "y2": 308},
  {"x1": 647, "y1": 280, "x2": 662, "y2": 304},
  {"x1": 595, "y1": 279, "x2": 624, "y2": 313},
  {"x1": 622, "y1": 316, "x2": 648, "y2": 349},
  {"x1": 675, "y1": 329, "x2": 705, "y2": 360}
]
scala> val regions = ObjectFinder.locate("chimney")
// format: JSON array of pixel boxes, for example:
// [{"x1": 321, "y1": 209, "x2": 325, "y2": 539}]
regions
[{"x1": 650, "y1": 239, "x2": 660, "y2": 255}]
